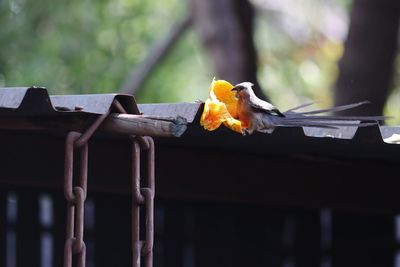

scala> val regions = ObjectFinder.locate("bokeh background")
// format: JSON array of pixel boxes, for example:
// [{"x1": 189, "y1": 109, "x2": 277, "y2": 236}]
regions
[{"x1": 0, "y1": 0, "x2": 399, "y2": 122}]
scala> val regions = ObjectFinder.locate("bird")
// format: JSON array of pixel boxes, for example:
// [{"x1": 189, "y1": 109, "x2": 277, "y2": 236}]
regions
[{"x1": 231, "y1": 82, "x2": 387, "y2": 135}]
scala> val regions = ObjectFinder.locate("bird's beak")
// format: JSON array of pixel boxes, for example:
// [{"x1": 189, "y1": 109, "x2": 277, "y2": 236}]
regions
[{"x1": 231, "y1": 86, "x2": 239, "y2": 92}]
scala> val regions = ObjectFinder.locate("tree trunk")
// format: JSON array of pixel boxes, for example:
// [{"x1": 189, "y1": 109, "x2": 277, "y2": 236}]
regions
[
  {"x1": 334, "y1": 0, "x2": 400, "y2": 115},
  {"x1": 191, "y1": 0, "x2": 266, "y2": 99}
]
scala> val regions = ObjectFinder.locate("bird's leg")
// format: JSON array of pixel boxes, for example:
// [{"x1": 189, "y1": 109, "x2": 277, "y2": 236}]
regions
[{"x1": 244, "y1": 128, "x2": 254, "y2": 135}]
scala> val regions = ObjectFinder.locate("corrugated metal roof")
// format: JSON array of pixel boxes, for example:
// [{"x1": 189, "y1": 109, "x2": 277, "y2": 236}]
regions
[
  {"x1": 0, "y1": 86, "x2": 399, "y2": 145},
  {"x1": 139, "y1": 102, "x2": 400, "y2": 145},
  {"x1": 0, "y1": 86, "x2": 140, "y2": 115},
  {"x1": 0, "y1": 87, "x2": 194, "y2": 137}
]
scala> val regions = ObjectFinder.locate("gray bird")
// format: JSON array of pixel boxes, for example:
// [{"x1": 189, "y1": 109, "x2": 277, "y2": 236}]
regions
[{"x1": 231, "y1": 82, "x2": 387, "y2": 135}]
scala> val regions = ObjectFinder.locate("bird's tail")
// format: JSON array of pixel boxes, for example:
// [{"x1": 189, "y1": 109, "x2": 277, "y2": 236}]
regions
[
  {"x1": 284, "y1": 101, "x2": 370, "y2": 115},
  {"x1": 269, "y1": 101, "x2": 388, "y2": 129}
]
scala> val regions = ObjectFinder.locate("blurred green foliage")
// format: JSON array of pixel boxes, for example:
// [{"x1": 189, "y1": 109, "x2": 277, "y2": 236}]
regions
[
  {"x1": 0, "y1": 0, "x2": 398, "y2": 123},
  {"x1": 136, "y1": 30, "x2": 211, "y2": 103},
  {"x1": 0, "y1": 0, "x2": 211, "y2": 100}
]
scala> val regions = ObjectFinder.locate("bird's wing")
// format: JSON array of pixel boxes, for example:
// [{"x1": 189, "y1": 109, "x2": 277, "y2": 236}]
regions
[{"x1": 249, "y1": 94, "x2": 284, "y2": 116}]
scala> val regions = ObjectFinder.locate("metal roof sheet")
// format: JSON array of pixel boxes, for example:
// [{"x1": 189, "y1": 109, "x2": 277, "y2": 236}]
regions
[
  {"x1": 0, "y1": 86, "x2": 399, "y2": 146},
  {"x1": 138, "y1": 102, "x2": 400, "y2": 145},
  {"x1": 0, "y1": 86, "x2": 140, "y2": 115}
]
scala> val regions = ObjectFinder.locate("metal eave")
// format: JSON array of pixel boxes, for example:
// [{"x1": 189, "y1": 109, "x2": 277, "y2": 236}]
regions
[
  {"x1": 0, "y1": 87, "x2": 399, "y2": 146},
  {"x1": 0, "y1": 86, "x2": 140, "y2": 116}
]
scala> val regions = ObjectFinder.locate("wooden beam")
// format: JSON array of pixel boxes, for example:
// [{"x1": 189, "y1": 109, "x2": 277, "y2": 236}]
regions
[
  {"x1": 0, "y1": 113, "x2": 188, "y2": 137},
  {"x1": 102, "y1": 114, "x2": 187, "y2": 137}
]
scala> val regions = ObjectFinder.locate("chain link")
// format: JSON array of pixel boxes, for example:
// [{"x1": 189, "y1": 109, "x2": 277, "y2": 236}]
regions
[
  {"x1": 63, "y1": 111, "x2": 110, "y2": 267},
  {"x1": 132, "y1": 136, "x2": 155, "y2": 267},
  {"x1": 64, "y1": 132, "x2": 88, "y2": 267},
  {"x1": 113, "y1": 99, "x2": 156, "y2": 267},
  {"x1": 62, "y1": 102, "x2": 156, "y2": 267}
]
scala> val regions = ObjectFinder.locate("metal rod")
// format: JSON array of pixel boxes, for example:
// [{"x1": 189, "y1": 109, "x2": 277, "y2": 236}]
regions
[
  {"x1": 75, "y1": 112, "x2": 110, "y2": 148},
  {"x1": 132, "y1": 141, "x2": 142, "y2": 267}
]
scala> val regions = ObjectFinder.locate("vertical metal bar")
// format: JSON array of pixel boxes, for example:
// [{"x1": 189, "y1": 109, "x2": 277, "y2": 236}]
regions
[
  {"x1": 143, "y1": 137, "x2": 155, "y2": 267},
  {"x1": 79, "y1": 144, "x2": 88, "y2": 198},
  {"x1": 64, "y1": 132, "x2": 77, "y2": 267},
  {"x1": 145, "y1": 137, "x2": 155, "y2": 192},
  {"x1": 132, "y1": 141, "x2": 141, "y2": 267},
  {"x1": 64, "y1": 238, "x2": 74, "y2": 267},
  {"x1": 132, "y1": 142, "x2": 144, "y2": 204},
  {"x1": 74, "y1": 143, "x2": 87, "y2": 256},
  {"x1": 64, "y1": 132, "x2": 88, "y2": 267},
  {"x1": 73, "y1": 187, "x2": 85, "y2": 253},
  {"x1": 64, "y1": 132, "x2": 80, "y2": 203},
  {"x1": 66, "y1": 205, "x2": 75, "y2": 240},
  {"x1": 142, "y1": 189, "x2": 154, "y2": 267}
]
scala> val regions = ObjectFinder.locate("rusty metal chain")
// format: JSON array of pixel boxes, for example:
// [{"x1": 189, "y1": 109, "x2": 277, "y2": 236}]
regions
[
  {"x1": 64, "y1": 132, "x2": 88, "y2": 267},
  {"x1": 132, "y1": 136, "x2": 155, "y2": 267},
  {"x1": 62, "y1": 102, "x2": 156, "y2": 267},
  {"x1": 113, "y1": 99, "x2": 156, "y2": 267},
  {"x1": 63, "y1": 112, "x2": 110, "y2": 267}
]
